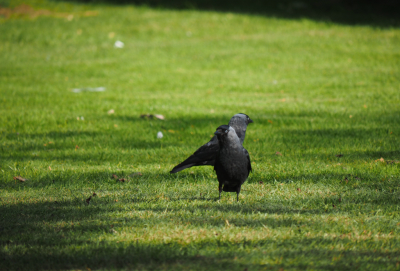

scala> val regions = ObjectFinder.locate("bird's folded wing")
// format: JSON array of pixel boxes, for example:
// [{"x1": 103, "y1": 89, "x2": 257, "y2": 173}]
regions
[
  {"x1": 244, "y1": 148, "x2": 252, "y2": 176},
  {"x1": 170, "y1": 136, "x2": 220, "y2": 173}
]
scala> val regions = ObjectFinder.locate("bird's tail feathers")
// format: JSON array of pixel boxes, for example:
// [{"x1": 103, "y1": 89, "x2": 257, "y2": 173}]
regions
[{"x1": 170, "y1": 160, "x2": 214, "y2": 173}]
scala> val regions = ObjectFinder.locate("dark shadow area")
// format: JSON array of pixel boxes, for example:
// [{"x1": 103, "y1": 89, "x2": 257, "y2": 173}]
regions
[
  {"x1": 52, "y1": 0, "x2": 400, "y2": 28},
  {"x1": 0, "y1": 192, "x2": 398, "y2": 270},
  {"x1": 2, "y1": 238, "x2": 399, "y2": 270},
  {"x1": 1, "y1": 169, "x2": 398, "y2": 269},
  {"x1": 1, "y1": 170, "x2": 399, "y2": 210},
  {"x1": 1, "y1": 196, "x2": 398, "y2": 270},
  {"x1": 2, "y1": 237, "x2": 398, "y2": 270}
]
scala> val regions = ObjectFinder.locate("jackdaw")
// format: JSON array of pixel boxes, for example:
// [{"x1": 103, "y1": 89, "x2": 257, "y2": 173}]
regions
[
  {"x1": 214, "y1": 125, "x2": 252, "y2": 201},
  {"x1": 170, "y1": 113, "x2": 253, "y2": 173}
]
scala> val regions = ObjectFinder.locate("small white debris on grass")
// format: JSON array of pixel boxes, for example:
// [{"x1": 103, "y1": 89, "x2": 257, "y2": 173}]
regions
[
  {"x1": 114, "y1": 40, "x2": 124, "y2": 48},
  {"x1": 157, "y1": 131, "x2": 163, "y2": 139},
  {"x1": 108, "y1": 109, "x2": 115, "y2": 114},
  {"x1": 72, "y1": 87, "x2": 106, "y2": 93}
]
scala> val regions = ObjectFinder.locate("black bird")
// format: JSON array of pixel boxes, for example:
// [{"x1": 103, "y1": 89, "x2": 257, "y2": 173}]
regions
[
  {"x1": 170, "y1": 113, "x2": 253, "y2": 173},
  {"x1": 214, "y1": 125, "x2": 252, "y2": 201}
]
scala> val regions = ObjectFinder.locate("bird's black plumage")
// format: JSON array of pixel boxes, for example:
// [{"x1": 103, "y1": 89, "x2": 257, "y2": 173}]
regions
[
  {"x1": 214, "y1": 125, "x2": 252, "y2": 201},
  {"x1": 170, "y1": 113, "x2": 253, "y2": 173}
]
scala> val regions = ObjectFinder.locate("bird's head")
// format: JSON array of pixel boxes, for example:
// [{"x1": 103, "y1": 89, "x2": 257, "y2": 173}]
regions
[
  {"x1": 214, "y1": 125, "x2": 232, "y2": 137},
  {"x1": 230, "y1": 113, "x2": 253, "y2": 126}
]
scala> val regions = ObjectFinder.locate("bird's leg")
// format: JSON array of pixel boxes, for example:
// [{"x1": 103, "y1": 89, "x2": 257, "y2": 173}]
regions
[
  {"x1": 236, "y1": 186, "x2": 241, "y2": 202},
  {"x1": 218, "y1": 183, "x2": 223, "y2": 200}
]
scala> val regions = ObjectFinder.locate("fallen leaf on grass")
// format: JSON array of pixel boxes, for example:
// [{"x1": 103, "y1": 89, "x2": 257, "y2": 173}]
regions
[
  {"x1": 225, "y1": 220, "x2": 230, "y2": 226},
  {"x1": 344, "y1": 177, "x2": 349, "y2": 184},
  {"x1": 297, "y1": 188, "x2": 301, "y2": 192},
  {"x1": 129, "y1": 172, "x2": 142, "y2": 177},
  {"x1": 375, "y1": 157, "x2": 385, "y2": 162},
  {"x1": 13, "y1": 176, "x2": 27, "y2": 182},
  {"x1": 339, "y1": 197, "x2": 342, "y2": 202},
  {"x1": 75, "y1": 145, "x2": 79, "y2": 150},
  {"x1": 92, "y1": 192, "x2": 97, "y2": 197},
  {"x1": 259, "y1": 181, "x2": 264, "y2": 184},
  {"x1": 117, "y1": 178, "x2": 127, "y2": 182},
  {"x1": 112, "y1": 174, "x2": 119, "y2": 179},
  {"x1": 275, "y1": 151, "x2": 282, "y2": 156},
  {"x1": 107, "y1": 109, "x2": 115, "y2": 114},
  {"x1": 140, "y1": 114, "x2": 165, "y2": 120},
  {"x1": 386, "y1": 160, "x2": 399, "y2": 164},
  {"x1": 336, "y1": 154, "x2": 343, "y2": 157},
  {"x1": 332, "y1": 204, "x2": 336, "y2": 208},
  {"x1": 86, "y1": 196, "x2": 92, "y2": 205}
]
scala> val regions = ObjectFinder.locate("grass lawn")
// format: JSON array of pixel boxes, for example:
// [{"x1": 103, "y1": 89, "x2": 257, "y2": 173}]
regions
[{"x1": 1, "y1": 0, "x2": 400, "y2": 270}]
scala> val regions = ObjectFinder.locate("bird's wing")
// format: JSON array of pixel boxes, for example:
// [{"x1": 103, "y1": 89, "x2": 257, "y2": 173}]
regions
[
  {"x1": 170, "y1": 136, "x2": 220, "y2": 173},
  {"x1": 213, "y1": 147, "x2": 221, "y2": 172},
  {"x1": 244, "y1": 148, "x2": 252, "y2": 176}
]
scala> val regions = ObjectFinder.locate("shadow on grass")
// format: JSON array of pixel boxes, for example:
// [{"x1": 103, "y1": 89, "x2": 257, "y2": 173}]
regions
[
  {"x1": 2, "y1": 241, "x2": 399, "y2": 270},
  {"x1": 1, "y1": 170, "x2": 399, "y2": 269},
  {"x1": 1, "y1": 206, "x2": 398, "y2": 271},
  {"x1": 49, "y1": 0, "x2": 400, "y2": 28},
  {"x1": 2, "y1": 109, "x2": 399, "y2": 165}
]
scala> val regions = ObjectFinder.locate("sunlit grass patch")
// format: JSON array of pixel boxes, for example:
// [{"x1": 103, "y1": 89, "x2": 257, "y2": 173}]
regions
[{"x1": 1, "y1": 0, "x2": 400, "y2": 270}]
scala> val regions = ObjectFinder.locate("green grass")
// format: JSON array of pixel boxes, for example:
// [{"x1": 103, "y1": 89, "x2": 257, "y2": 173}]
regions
[{"x1": 1, "y1": 1, "x2": 400, "y2": 270}]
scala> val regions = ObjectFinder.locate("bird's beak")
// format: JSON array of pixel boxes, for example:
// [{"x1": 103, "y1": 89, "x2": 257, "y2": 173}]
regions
[
  {"x1": 214, "y1": 129, "x2": 223, "y2": 135},
  {"x1": 249, "y1": 118, "x2": 254, "y2": 123}
]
